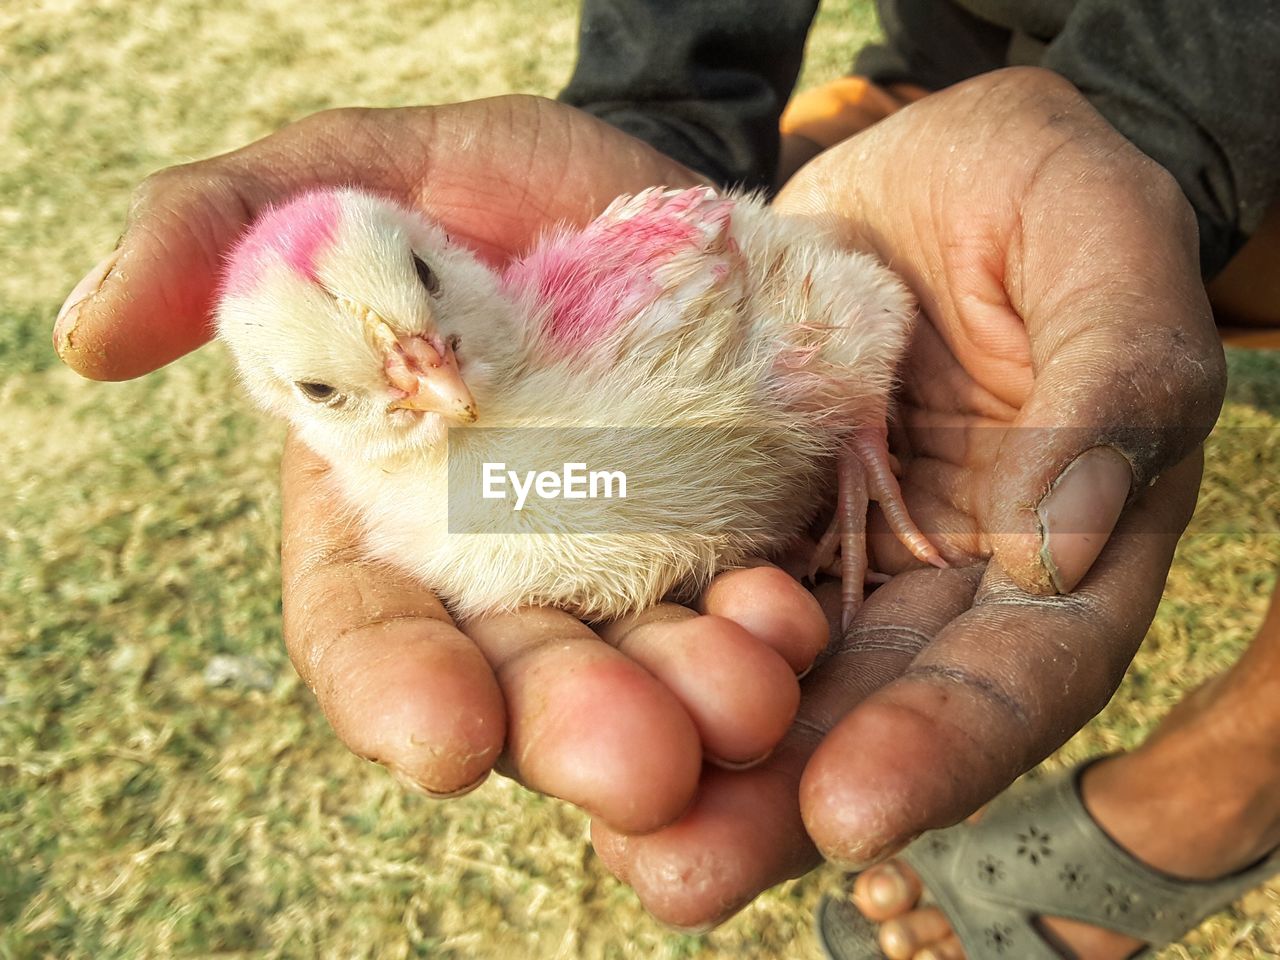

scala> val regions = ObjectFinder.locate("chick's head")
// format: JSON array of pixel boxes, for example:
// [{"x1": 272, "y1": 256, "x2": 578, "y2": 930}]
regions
[{"x1": 216, "y1": 187, "x2": 514, "y2": 460}]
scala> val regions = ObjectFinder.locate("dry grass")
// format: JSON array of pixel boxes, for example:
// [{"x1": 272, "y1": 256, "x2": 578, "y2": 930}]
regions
[{"x1": 1, "y1": 1, "x2": 1277, "y2": 957}]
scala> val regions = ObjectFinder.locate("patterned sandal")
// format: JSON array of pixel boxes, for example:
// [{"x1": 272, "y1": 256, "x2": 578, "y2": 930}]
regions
[{"x1": 816, "y1": 761, "x2": 1280, "y2": 959}]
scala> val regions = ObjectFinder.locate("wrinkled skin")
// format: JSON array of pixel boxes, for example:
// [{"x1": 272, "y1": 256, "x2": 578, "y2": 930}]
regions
[{"x1": 56, "y1": 69, "x2": 1224, "y2": 929}]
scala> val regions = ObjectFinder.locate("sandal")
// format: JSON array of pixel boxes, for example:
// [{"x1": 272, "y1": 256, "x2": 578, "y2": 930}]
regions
[{"x1": 816, "y1": 760, "x2": 1280, "y2": 959}]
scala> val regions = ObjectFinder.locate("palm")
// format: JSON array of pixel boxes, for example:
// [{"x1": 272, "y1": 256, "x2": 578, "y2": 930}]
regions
[{"x1": 596, "y1": 70, "x2": 1223, "y2": 926}]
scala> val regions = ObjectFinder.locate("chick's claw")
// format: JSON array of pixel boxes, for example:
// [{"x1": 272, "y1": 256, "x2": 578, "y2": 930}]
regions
[{"x1": 837, "y1": 448, "x2": 871, "y2": 631}]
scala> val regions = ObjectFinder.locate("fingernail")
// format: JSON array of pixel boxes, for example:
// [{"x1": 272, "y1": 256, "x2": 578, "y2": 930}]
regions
[
  {"x1": 828, "y1": 834, "x2": 915, "y2": 873},
  {"x1": 54, "y1": 251, "x2": 120, "y2": 356},
  {"x1": 388, "y1": 764, "x2": 489, "y2": 800},
  {"x1": 706, "y1": 747, "x2": 774, "y2": 771},
  {"x1": 1037, "y1": 446, "x2": 1131, "y2": 593},
  {"x1": 868, "y1": 863, "x2": 911, "y2": 910}
]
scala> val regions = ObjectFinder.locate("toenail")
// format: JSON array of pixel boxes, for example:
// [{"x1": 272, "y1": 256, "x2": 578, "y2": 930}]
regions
[
  {"x1": 869, "y1": 865, "x2": 910, "y2": 909},
  {"x1": 916, "y1": 950, "x2": 941, "y2": 960}
]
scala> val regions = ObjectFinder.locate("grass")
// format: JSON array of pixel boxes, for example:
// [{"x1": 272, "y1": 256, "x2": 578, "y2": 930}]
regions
[{"x1": 1, "y1": 0, "x2": 1277, "y2": 956}]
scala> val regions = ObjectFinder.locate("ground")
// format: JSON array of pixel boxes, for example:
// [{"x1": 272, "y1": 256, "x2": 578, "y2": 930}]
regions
[{"x1": 1, "y1": 1, "x2": 1277, "y2": 957}]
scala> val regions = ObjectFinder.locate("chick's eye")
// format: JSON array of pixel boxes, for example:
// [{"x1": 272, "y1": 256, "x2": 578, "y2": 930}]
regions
[
  {"x1": 413, "y1": 254, "x2": 441, "y2": 296},
  {"x1": 296, "y1": 381, "x2": 342, "y2": 404}
]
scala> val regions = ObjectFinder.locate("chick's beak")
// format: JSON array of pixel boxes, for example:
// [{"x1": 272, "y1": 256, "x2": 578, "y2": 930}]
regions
[{"x1": 378, "y1": 325, "x2": 477, "y2": 422}]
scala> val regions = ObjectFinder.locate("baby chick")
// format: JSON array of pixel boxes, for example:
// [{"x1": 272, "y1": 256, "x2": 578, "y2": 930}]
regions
[{"x1": 217, "y1": 186, "x2": 942, "y2": 627}]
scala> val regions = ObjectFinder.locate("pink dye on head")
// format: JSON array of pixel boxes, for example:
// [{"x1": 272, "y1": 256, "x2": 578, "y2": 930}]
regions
[
  {"x1": 502, "y1": 187, "x2": 734, "y2": 348},
  {"x1": 224, "y1": 189, "x2": 344, "y2": 297}
]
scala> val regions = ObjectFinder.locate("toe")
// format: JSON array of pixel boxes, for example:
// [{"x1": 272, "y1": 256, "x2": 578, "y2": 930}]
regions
[
  {"x1": 916, "y1": 935, "x2": 966, "y2": 960},
  {"x1": 878, "y1": 907, "x2": 952, "y2": 959},
  {"x1": 851, "y1": 861, "x2": 922, "y2": 920}
]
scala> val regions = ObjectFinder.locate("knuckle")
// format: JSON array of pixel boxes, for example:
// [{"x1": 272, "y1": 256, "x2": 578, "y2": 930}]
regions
[
  {"x1": 293, "y1": 105, "x2": 371, "y2": 132},
  {"x1": 836, "y1": 623, "x2": 933, "y2": 659},
  {"x1": 128, "y1": 165, "x2": 188, "y2": 218},
  {"x1": 1138, "y1": 156, "x2": 1190, "y2": 217},
  {"x1": 127, "y1": 162, "x2": 243, "y2": 235},
  {"x1": 1129, "y1": 324, "x2": 1225, "y2": 453},
  {"x1": 902, "y1": 662, "x2": 1031, "y2": 726},
  {"x1": 998, "y1": 65, "x2": 1078, "y2": 102},
  {"x1": 277, "y1": 107, "x2": 385, "y2": 160},
  {"x1": 1124, "y1": 153, "x2": 1200, "y2": 244}
]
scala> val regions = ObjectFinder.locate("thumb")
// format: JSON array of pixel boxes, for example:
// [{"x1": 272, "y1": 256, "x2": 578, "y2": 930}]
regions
[
  {"x1": 53, "y1": 97, "x2": 704, "y2": 382},
  {"x1": 53, "y1": 170, "x2": 255, "y2": 381},
  {"x1": 52, "y1": 106, "x2": 442, "y2": 382},
  {"x1": 980, "y1": 107, "x2": 1229, "y2": 595},
  {"x1": 984, "y1": 314, "x2": 1225, "y2": 595}
]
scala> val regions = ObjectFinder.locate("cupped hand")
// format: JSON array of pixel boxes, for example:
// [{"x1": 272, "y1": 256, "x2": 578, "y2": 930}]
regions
[
  {"x1": 590, "y1": 67, "x2": 1226, "y2": 927},
  {"x1": 56, "y1": 96, "x2": 830, "y2": 833}
]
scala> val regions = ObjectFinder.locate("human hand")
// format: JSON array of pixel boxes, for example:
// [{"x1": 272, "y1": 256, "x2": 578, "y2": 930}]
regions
[
  {"x1": 589, "y1": 67, "x2": 1225, "y2": 927},
  {"x1": 55, "y1": 96, "x2": 830, "y2": 833}
]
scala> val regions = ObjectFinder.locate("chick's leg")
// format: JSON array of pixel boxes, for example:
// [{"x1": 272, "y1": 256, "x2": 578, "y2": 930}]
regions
[
  {"x1": 807, "y1": 430, "x2": 945, "y2": 631},
  {"x1": 807, "y1": 508, "x2": 845, "y2": 582},
  {"x1": 836, "y1": 451, "x2": 870, "y2": 631},
  {"x1": 849, "y1": 427, "x2": 947, "y2": 570}
]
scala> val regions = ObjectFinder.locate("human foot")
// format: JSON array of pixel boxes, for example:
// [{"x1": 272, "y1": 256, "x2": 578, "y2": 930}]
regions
[{"x1": 845, "y1": 681, "x2": 1280, "y2": 959}]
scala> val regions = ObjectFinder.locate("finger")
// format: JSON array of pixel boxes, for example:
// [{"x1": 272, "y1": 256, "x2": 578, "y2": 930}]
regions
[
  {"x1": 281, "y1": 433, "x2": 505, "y2": 797},
  {"x1": 463, "y1": 605, "x2": 702, "y2": 834},
  {"x1": 53, "y1": 107, "x2": 455, "y2": 380},
  {"x1": 592, "y1": 565, "x2": 982, "y2": 930},
  {"x1": 983, "y1": 90, "x2": 1225, "y2": 593},
  {"x1": 591, "y1": 564, "x2": 828, "y2": 774},
  {"x1": 801, "y1": 566, "x2": 985, "y2": 735},
  {"x1": 55, "y1": 97, "x2": 703, "y2": 381},
  {"x1": 591, "y1": 759, "x2": 816, "y2": 931},
  {"x1": 600, "y1": 603, "x2": 800, "y2": 768},
  {"x1": 801, "y1": 451, "x2": 1202, "y2": 866},
  {"x1": 696, "y1": 563, "x2": 830, "y2": 674}
]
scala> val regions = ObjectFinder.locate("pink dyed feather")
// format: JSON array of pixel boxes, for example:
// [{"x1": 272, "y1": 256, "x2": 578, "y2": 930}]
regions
[
  {"x1": 501, "y1": 187, "x2": 735, "y2": 348},
  {"x1": 224, "y1": 189, "x2": 343, "y2": 297}
]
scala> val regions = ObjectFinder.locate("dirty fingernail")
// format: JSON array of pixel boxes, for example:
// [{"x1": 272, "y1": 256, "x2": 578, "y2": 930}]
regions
[
  {"x1": 388, "y1": 763, "x2": 489, "y2": 800},
  {"x1": 828, "y1": 833, "x2": 914, "y2": 873},
  {"x1": 1038, "y1": 446, "x2": 1132, "y2": 593},
  {"x1": 54, "y1": 251, "x2": 120, "y2": 355}
]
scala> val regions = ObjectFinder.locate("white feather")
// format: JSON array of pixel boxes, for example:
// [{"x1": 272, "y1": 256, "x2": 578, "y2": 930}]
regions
[{"x1": 216, "y1": 187, "x2": 915, "y2": 622}]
